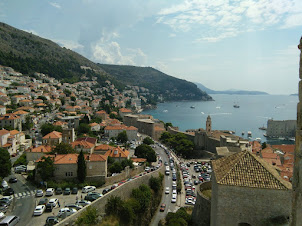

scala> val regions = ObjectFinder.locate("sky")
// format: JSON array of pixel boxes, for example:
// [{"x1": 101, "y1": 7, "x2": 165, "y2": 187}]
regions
[{"x1": 1, "y1": 0, "x2": 302, "y2": 95}]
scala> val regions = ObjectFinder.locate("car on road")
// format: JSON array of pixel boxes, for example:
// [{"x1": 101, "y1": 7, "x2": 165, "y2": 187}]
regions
[
  {"x1": 45, "y1": 216, "x2": 59, "y2": 225},
  {"x1": 14, "y1": 165, "x2": 26, "y2": 173},
  {"x1": 38, "y1": 198, "x2": 48, "y2": 206},
  {"x1": 172, "y1": 189, "x2": 177, "y2": 195},
  {"x1": 33, "y1": 205, "x2": 46, "y2": 216},
  {"x1": 165, "y1": 187, "x2": 170, "y2": 194},
  {"x1": 3, "y1": 187, "x2": 14, "y2": 196},
  {"x1": 65, "y1": 204, "x2": 83, "y2": 211},
  {"x1": 55, "y1": 187, "x2": 63, "y2": 195},
  {"x1": 35, "y1": 189, "x2": 44, "y2": 197},
  {"x1": 75, "y1": 200, "x2": 91, "y2": 207},
  {"x1": 45, "y1": 203, "x2": 54, "y2": 212},
  {"x1": 171, "y1": 194, "x2": 177, "y2": 203},
  {"x1": 160, "y1": 203, "x2": 166, "y2": 212},
  {"x1": 82, "y1": 186, "x2": 96, "y2": 193},
  {"x1": 48, "y1": 198, "x2": 59, "y2": 207},
  {"x1": 63, "y1": 188, "x2": 71, "y2": 195},
  {"x1": 45, "y1": 188, "x2": 55, "y2": 196},
  {"x1": 71, "y1": 187, "x2": 78, "y2": 194},
  {"x1": 8, "y1": 177, "x2": 17, "y2": 183},
  {"x1": 57, "y1": 208, "x2": 77, "y2": 217}
]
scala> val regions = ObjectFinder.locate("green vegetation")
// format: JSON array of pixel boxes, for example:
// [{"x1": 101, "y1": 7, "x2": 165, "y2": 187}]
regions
[
  {"x1": 0, "y1": 148, "x2": 11, "y2": 178},
  {"x1": 160, "y1": 132, "x2": 194, "y2": 158},
  {"x1": 36, "y1": 156, "x2": 54, "y2": 181},
  {"x1": 78, "y1": 123, "x2": 90, "y2": 135},
  {"x1": 109, "y1": 159, "x2": 134, "y2": 174},
  {"x1": 164, "y1": 207, "x2": 192, "y2": 226},
  {"x1": 51, "y1": 142, "x2": 74, "y2": 154},
  {"x1": 262, "y1": 142, "x2": 267, "y2": 149},
  {"x1": 22, "y1": 115, "x2": 33, "y2": 131},
  {"x1": 142, "y1": 137, "x2": 154, "y2": 145},
  {"x1": 117, "y1": 131, "x2": 128, "y2": 143},
  {"x1": 13, "y1": 153, "x2": 27, "y2": 166},
  {"x1": 40, "y1": 123, "x2": 62, "y2": 136},
  {"x1": 77, "y1": 150, "x2": 86, "y2": 183},
  {"x1": 76, "y1": 206, "x2": 98, "y2": 225},
  {"x1": 134, "y1": 144, "x2": 157, "y2": 162}
]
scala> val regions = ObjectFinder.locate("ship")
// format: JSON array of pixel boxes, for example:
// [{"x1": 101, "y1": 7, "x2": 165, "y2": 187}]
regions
[
  {"x1": 242, "y1": 131, "x2": 245, "y2": 135},
  {"x1": 247, "y1": 131, "x2": 252, "y2": 136},
  {"x1": 190, "y1": 106, "x2": 195, "y2": 109},
  {"x1": 233, "y1": 104, "x2": 240, "y2": 108},
  {"x1": 258, "y1": 125, "x2": 267, "y2": 130}
]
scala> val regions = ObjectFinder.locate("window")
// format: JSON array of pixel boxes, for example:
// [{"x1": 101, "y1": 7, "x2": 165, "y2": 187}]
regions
[{"x1": 65, "y1": 172, "x2": 73, "y2": 177}]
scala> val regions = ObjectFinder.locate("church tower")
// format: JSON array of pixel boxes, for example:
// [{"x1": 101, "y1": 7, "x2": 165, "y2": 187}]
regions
[
  {"x1": 206, "y1": 115, "x2": 212, "y2": 133},
  {"x1": 291, "y1": 37, "x2": 302, "y2": 225}
]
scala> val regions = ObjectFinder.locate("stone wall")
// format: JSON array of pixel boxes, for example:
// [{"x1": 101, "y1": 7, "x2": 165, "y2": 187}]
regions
[
  {"x1": 211, "y1": 175, "x2": 292, "y2": 226},
  {"x1": 267, "y1": 119, "x2": 296, "y2": 137},
  {"x1": 105, "y1": 165, "x2": 145, "y2": 186},
  {"x1": 57, "y1": 165, "x2": 165, "y2": 226},
  {"x1": 167, "y1": 126, "x2": 195, "y2": 142},
  {"x1": 192, "y1": 181, "x2": 211, "y2": 226}
]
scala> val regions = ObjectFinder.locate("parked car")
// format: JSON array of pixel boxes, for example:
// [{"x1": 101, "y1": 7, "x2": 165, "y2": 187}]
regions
[
  {"x1": 63, "y1": 188, "x2": 71, "y2": 195},
  {"x1": 35, "y1": 190, "x2": 44, "y2": 197},
  {"x1": 38, "y1": 198, "x2": 48, "y2": 206},
  {"x1": 165, "y1": 187, "x2": 170, "y2": 194},
  {"x1": 3, "y1": 187, "x2": 14, "y2": 196},
  {"x1": 0, "y1": 204, "x2": 8, "y2": 213},
  {"x1": 71, "y1": 187, "x2": 78, "y2": 194},
  {"x1": 171, "y1": 194, "x2": 177, "y2": 203},
  {"x1": 45, "y1": 188, "x2": 55, "y2": 196},
  {"x1": 55, "y1": 187, "x2": 63, "y2": 195},
  {"x1": 0, "y1": 215, "x2": 20, "y2": 226},
  {"x1": 45, "y1": 216, "x2": 59, "y2": 225},
  {"x1": 82, "y1": 186, "x2": 96, "y2": 193},
  {"x1": 64, "y1": 204, "x2": 82, "y2": 211},
  {"x1": 33, "y1": 205, "x2": 45, "y2": 216},
  {"x1": 14, "y1": 165, "x2": 26, "y2": 173},
  {"x1": 45, "y1": 203, "x2": 54, "y2": 212},
  {"x1": 1, "y1": 180, "x2": 8, "y2": 189},
  {"x1": 84, "y1": 192, "x2": 102, "y2": 201},
  {"x1": 57, "y1": 208, "x2": 77, "y2": 217},
  {"x1": 0, "y1": 197, "x2": 13, "y2": 206},
  {"x1": 160, "y1": 203, "x2": 166, "y2": 212},
  {"x1": 48, "y1": 198, "x2": 59, "y2": 207},
  {"x1": 8, "y1": 177, "x2": 17, "y2": 183},
  {"x1": 75, "y1": 200, "x2": 91, "y2": 207},
  {"x1": 102, "y1": 188, "x2": 110, "y2": 195}
]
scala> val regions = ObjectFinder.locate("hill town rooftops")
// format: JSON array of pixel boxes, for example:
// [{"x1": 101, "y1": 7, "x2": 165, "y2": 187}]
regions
[
  {"x1": 0, "y1": 113, "x2": 20, "y2": 120},
  {"x1": 29, "y1": 145, "x2": 52, "y2": 153},
  {"x1": 212, "y1": 150, "x2": 292, "y2": 190},
  {"x1": 42, "y1": 131, "x2": 62, "y2": 139},
  {"x1": 0, "y1": 128, "x2": 9, "y2": 135}
]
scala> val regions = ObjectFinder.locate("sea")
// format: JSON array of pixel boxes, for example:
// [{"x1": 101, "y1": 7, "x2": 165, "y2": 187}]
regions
[{"x1": 143, "y1": 94, "x2": 298, "y2": 145}]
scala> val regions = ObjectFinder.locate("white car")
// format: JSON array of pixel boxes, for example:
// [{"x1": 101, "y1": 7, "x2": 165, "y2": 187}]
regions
[
  {"x1": 57, "y1": 208, "x2": 77, "y2": 217},
  {"x1": 48, "y1": 198, "x2": 59, "y2": 207},
  {"x1": 35, "y1": 189, "x2": 44, "y2": 197},
  {"x1": 165, "y1": 187, "x2": 170, "y2": 194},
  {"x1": 82, "y1": 186, "x2": 96, "y2": 193},
  {"x1": 172, "y1": 189, "x2": 177, "y2": 195},
  {"x1": 75, "y1": 200, "x2": 91, "y2": 207},
  {"x1": 171, "y1": 194, "x2": 177, "y2": 203},
  {"x1": 45, "y1": 188, "x2": 55, "y2": 196},
  {"x1": 33, "y1": 205, "x2": 45, "y2": 216}
]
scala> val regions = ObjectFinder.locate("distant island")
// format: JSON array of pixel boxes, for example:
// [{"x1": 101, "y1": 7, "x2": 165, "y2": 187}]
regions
[{"x1": 195, "y1": 82, "x2": 269, "y2": 95}]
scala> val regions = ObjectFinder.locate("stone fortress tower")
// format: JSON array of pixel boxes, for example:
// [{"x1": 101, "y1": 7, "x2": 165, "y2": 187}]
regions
[
  {"x1": 291, "y1": 37, "x2": 302, "y2": 225},
  {"x1": 206, "y1": 115, "x2": 212, "y2": 134}
]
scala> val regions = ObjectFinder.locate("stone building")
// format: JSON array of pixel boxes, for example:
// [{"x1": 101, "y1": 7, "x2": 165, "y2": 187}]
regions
[
  {"x1": 0, "y1": 113, "x2": 22, "y2": 131},
  {"x1": 42, "y1": 131, "x2": 62, "y2": 146},
  {"x1": 267, "y1": 119, "x2": 296, "y2": 138},
  {"x1": 211, "y1": 150, "x2": 292, "y2": 226}
]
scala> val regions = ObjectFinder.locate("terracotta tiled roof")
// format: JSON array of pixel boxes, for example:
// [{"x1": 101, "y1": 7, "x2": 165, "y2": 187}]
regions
[
  {"x1": 87, "y1": 154, "x2": 107, "y2": 162},
  {"x1": 104, "y1": 147, "x2": 129, "y2": 158},
  {"x1": 95, "y1": 144, "x2": 116, "y2": 151},
  {"x1": 126, "y1": 126, "x2": 137, "y2": 131},
  {"x1": 119, "y1": 108, "x2": 132, "y2": 113},
  {"x1": 105, "y1": 125, "x2": 127, "y2": 130},
  {"x1": 131, "y1": 157, "x2": 147, "y2": 162},
  {"x1": 76, "y1": 137, "x2": 97, "y2": 145},
  {"x1": 272, "y1": 144, "x2": 295, "y2": 154},
  {"x1": 37, "y1": 153, "x2": 106, "y2": 164},
  {"x1": 212, "y1": 150, "x2": 292, "y2": 190},
  {"x1": 13, "y1": 110, "x2": 29, "y2": 115},
  {"x1": 30, "y1": 145, "x2": 52, "y2": 153},
  {"x1": 0, "y1": 113, "x2": 20, "y2": 120},
  {"x1": 10, "y1": 130, "x2": 20, "y2": 135},
  {"x1": 0, "y1": 129, "x2": 9, "y2": 136},
  {"x1": 53, "y1": 121, "x2": 67, "y2": 126},
  {"x1": 96, "y1": 110, "x2": 106, "y2": 114},
  {"x1": 71, "y1": 140, "x2": 95, "y2": 149},
  {"x1": 42, "y1": 131, "x2": 62, "y2": 139},
  {"x1": 89, "y1": 122, "x2": 98, "y2": 127}
]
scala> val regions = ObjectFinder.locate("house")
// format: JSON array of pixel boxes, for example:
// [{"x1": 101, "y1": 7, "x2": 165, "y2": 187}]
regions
[
  {"x1": 0, "y1": 113, "x2": 22, "y2": 131},
  {"x1": 119, "y1": 108, "x2": 132, "y2": 119},
  {"x1": 0, "y1": 105, "x2": 6, "y2": 115},
  {"x1": 71, "y1": 140, "x2": 95, "y2": 154},
  {"x1": 104, "y1": 125, "x2": 138, "y2": 141},
  {"x1": 89, "y1": 122, "x2": 100, "y2": 131},
  {"x1": 19, "y1": 99, "x2": 32, "y2": 107},
  {"x1": 36, "y1": 153, "x2": 107, "y2": 181},
  {"x1": 33, "y1": 99, "x2": 44, "y2": 104},
  {"x1": 0, "y1": 129, "x2": 10, "y2": 147},
  {"x1": 95, "y1": 110, "x2": 107, "y2": 120},
  {"x1": 26, "y1": 145, "x2": 52, "y2": 162},
  {"x1": 0, "y1": 96, "x2": 11, "y2": 106},
  {"x1": 94, "y1": 144, "x2": 116, "y2": 155},
  {"x1": 210, "y1": 150, "x2": 292, "y2": 226},
  {"x1": 53, "y1": 121, "x2": 68, "y2": 129},
  {"x1": 104, "y1": 146, "x2": 130, "y2": 162},
  {"x1": 13, "y1": 110, "x2": 29, "y2": 123},
  {"x1": 42, "y1": 131, "x2": 62, "y2": 146}
]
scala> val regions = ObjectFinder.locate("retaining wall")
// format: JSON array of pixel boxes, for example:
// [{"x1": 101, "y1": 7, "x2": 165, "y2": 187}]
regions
[{"x1": 57, "y1": 165, "x2": 165, "y2": 226}]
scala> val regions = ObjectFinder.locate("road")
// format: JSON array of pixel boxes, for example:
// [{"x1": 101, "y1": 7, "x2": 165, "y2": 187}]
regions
[{"x1": 150, "y1": 143, "x2": 177, "y2": 226}]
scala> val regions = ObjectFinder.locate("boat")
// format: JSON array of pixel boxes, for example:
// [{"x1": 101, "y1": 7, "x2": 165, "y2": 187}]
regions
[
  {"x1": 289, "y1": 137, "x2": 295, "y2": 142},
  {"x1": 190, "y1": 106, "x2": 195, "y2": 109},
  {"x1": 263, "y1": 133, "x2": 268, "y2": 137},
  {"x1": 163, "y1": 110, "x2": 168, "y2": 113},
  {"x1": 233, "y1": 104, "x2": 240, "y2": 108},
  {"x1": 258, "y1": 126, "x2": 267, "y2": 130},
  {"x1": 247, "y1": 131, "x2": 252, "y2": 136},
  {"x1": 255, "y1": 138, "x2": 261, "y2": 141},
  {"x1": 242, "y1": 131, "x2": 245, "y2": 135}
]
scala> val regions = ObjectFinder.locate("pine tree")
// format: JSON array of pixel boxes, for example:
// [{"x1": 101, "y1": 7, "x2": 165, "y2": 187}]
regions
[{"x1": 77, "y1": 150, "x2": 86, "y2": 183}]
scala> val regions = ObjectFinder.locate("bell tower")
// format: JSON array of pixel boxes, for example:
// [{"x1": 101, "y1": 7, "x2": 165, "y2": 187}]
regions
[{"x1": 206, "y1": 115, "x2": 212, "y2": 133}]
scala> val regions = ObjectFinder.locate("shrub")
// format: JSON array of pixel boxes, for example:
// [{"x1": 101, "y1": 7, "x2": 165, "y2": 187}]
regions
[{"x1": 76, "y1": 206, "x2": 98, "y2": 225}]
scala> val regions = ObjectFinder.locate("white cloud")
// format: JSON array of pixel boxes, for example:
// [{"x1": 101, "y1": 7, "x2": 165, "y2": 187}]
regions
[
  {"x1": 49, "y1": 2, "x2": 61, "y2": 9},
  {"x1": 157, "y1": 0, "x2": 302, "y2": 42},
  {"x1": 55, "y1": 39, "x2": 84, "y2": 50},
  {"x1": 91, "y1": 31, "x2": 147, "y2": 66},
  {"x1": 23, "y1": 29, "x2": 39, "y2": 36}
]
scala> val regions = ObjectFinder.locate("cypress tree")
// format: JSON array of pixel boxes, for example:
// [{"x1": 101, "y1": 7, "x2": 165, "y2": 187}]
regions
[{"x1": 77, "y1": 150, "x2": 86, "y2": 183}]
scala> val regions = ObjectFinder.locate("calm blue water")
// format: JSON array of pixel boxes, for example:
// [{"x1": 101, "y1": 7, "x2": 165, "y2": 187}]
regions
[{"x1": 143, "y1": 94, "x2": 298, "y2": 144}]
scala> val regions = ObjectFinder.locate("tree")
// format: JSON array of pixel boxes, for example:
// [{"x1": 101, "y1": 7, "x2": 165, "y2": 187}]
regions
[
  {"x1": 70, "y1": 96, "x2": 76, "y2": 102},
  {"x1": 75, "y1": 206, "x2": 98, "y2": 225},
  {"x1": 0, "y1": 148, "x2": 11, "y2": 178},
  {"x1": 37, "y1": 156, "x2": 54, "y2": 181},
  {"x1": 149, "y1": 176, "x2": 162, "y2": 193},
  {"x1": 81, "y1": 114, "x2": 90, "y2": 124},
  {"x1": 117, "y1": 131, "x2": 128, "y2": 143},
  {"x1": 13, "y1": 153, "x2": 26, "y2": 166},
  {"x1": 135, "y1": 144, "x2": 156, "y2": 162},
  {"x1": 22, "y1": 115, "x2": 33, "y2": 131},
  {"x1": 143, "y1": 137, "x2": 154, "y2": 145},
  {"x1": 41, "y1": 123, "x2": 62, "y2": 136},
  {"x1": 262, "y1": 142, "x2": 267, "y2": 149},
  {"x1": 121, "y1": 159, "x2": 134, "y2": 169},
  {"x1": 78, "y1": 123, "x2": 90, "y2": 135},
  {"x1": 105, "y1": 196, "x2": 124, "y2": 216},
  {"x1": 109, "y1": 161, "x2": 123, "y2": 174},
  {"x1": 159, "y1": 132, "x2": 173, "y2": 143},
  {"x1": 165, "y1": 122, "x2": 173, "y2": 130},
  {"x1": 77, "y1": 150, "x2": 86, "y2": 183},
  {"x1": 131, "y1": 184, "x2": 152, "y2": 213},
  {"x1": 52, "y1": 142, "x2": 74, "y2": 154}
]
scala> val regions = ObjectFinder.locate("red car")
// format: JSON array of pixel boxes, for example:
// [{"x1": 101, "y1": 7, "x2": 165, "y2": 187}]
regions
[{"x1": 160, "y1": 203, "x2": 166, "y2": 212}]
